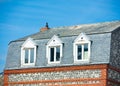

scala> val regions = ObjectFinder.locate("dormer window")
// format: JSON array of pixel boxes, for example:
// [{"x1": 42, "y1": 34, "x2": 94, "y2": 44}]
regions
[
  {"x1": 24, "y1": 48, "x2": 34, "y2": 63},
  {"x1": 46, "y1": 35, "x2": 63, "y2": 64},
  {"x1": 21, "y1": 38, "x2": 37, "y2": 66},
  {"x1": 73, "y1": 33, "x2": 91, "y2": 62},
  {"x1": 49, "y1": 46, "x2": 60, "y2": 62}
]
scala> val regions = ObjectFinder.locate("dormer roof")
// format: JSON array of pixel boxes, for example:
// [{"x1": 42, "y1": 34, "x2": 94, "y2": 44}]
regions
[
  {"x1": 21, "y1": 38, "x2": 37, "y2": 48},
  {"x1": 47, "y1": 35, "x2": 63, "y2": 46}
]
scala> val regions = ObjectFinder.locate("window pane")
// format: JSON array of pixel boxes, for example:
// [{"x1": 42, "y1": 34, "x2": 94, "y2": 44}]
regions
[
  {"x1": 77, "y1": 45, "x2": 82, "y2": 60},
  {"x1": 50, "y1": 48, "x2": 54, "y2": 62},
  {"x1": 25, "y1": 49, "x2": 29, "y2": 63},
  {"x1": 56, "y1": 46, "x2": 60, "y2": 61},
  {"x1": 30, "y1": 48, "x2": 34, "y2": 63},
  {"x1": 84, "y1": 44, "x2": 88, "y2": 59}
]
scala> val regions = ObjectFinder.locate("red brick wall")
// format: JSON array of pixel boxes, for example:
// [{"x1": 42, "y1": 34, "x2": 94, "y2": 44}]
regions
[{"x1": 4, "y1": 64, "x2": 119, "y2": 86}]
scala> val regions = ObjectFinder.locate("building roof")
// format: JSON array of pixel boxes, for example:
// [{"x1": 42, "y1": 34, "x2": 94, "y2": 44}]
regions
[
  {"x1": 13, "y1": 21, "x2": 120, "y2": 42},
  {"x1": 6, "y1": 21, "x2": 120, "y2": 70}
]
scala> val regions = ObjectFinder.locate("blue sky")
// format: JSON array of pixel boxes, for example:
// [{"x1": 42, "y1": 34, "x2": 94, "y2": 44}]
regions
[{"x1": 0, "y1": 0, "x2": 120, "y2": 72}]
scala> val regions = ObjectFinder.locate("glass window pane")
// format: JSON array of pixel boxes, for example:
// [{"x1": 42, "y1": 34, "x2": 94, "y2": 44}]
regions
[
  {"x1": 25, "y1": 49, "x2": 29, "y2": 63},
  {"x1": 30, "y1": 48, "x2": 34, "y2": 63},
  {"x1": 78, "y1": 45, "x2": 82, "y2": 60},
  {"x1": 84, "y1": 44, "x2": 88, "y2": 59},
  {"x1": 50, "y1": 48, "x2": 54, "y2": 62},
  {"x1": 56, "y1": 46, "x2": 60, "y2": 61}
]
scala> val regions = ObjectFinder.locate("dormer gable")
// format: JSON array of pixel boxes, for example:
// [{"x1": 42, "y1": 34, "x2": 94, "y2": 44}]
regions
[
  {"x1": 21, "y1": 38, "x2": 37, "y2": 48},
  {"x1": 74, "y1": 33, "x2": 90, "y2": 43},
  {"x1": 47, "y1": 35, "x2": 63, "y2": 46}
]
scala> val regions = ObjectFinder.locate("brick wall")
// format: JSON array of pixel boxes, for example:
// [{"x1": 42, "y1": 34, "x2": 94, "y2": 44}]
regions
[{"x1": 4, "y1": 64, "x2": 108, "y2": 86}]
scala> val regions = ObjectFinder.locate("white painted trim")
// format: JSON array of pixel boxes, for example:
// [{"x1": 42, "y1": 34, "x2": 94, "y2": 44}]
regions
[
  {"x1": 46, "y1": 35, "x2": 63, "y2": 64},
  {"x1": 73, "y1": 33, "x2": 91, "y2": 63},
  {"x1": 21, "y1": 37, "x2": 37, "y2": 47},
  {"x1": 47, "y1": 45, "x2": 62, "y2": 64},
  {"x1": 74, "y1": 33, "x2": 90, "y2": 43},
  {"x1": 21, "y1": 38, "x2": 37, "y2": 67},
  {"x1": 47, "y1": 35, "x2": 63, "y2": 45}
]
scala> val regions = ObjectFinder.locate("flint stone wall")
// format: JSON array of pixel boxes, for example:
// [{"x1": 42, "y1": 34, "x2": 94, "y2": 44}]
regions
[
  {"x1": 110, "y1": 27, "x2": 120, "y2": 69},
  {"x1": 108, "y1": 69, "x2": 120, "y2": 82},
  {"x1": 8, "y1": 69, "x2": 101, "y2": 85},
  {"x1": 108, "y1": 81, "x2": 120, "y2": 86},
  {"x1": 9, "y1": 80, "x2": 100, "y2": 86}
]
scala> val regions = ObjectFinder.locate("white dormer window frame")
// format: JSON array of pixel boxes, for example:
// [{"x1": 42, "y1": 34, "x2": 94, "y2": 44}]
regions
[
  {"x1": 73, "y1": 33, "x2": 91, "y2": 63},
  {"x1": 46, "y1": 35, "x2": 63, "y2": 64},
  {"x1": 21, "y1": 38, "x2": 37, "y2": 67}
]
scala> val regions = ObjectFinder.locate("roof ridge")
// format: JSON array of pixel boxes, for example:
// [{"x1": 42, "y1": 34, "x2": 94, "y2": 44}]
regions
[{"x1": 51, "y1": 20, "x2": 120, "y2": 30}]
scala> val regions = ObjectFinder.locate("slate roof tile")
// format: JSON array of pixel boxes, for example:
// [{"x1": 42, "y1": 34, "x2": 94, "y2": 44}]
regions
[{"x1": 13, "y1": 21, "x2": 120, "y2": 42}]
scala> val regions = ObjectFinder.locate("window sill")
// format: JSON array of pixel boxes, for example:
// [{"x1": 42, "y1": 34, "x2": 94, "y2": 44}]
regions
[
  {"x1": 21, "y1": 63, "x2": 35, "y2": 67},
  {"x1": 74, "y1": 60, "x2": 89, "y2": 64},
  {"x1": 47, "y1": 61, "x2": 60, "y2": 65}
]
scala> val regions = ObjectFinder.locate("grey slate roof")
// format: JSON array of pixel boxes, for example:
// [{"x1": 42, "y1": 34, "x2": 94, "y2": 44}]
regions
[
  {"x1": 5, "y1": 20, "x2": 120, "y2": 70},
  {"x1": 13, "y1": 21, "x2": 120, "y2": 42}
]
